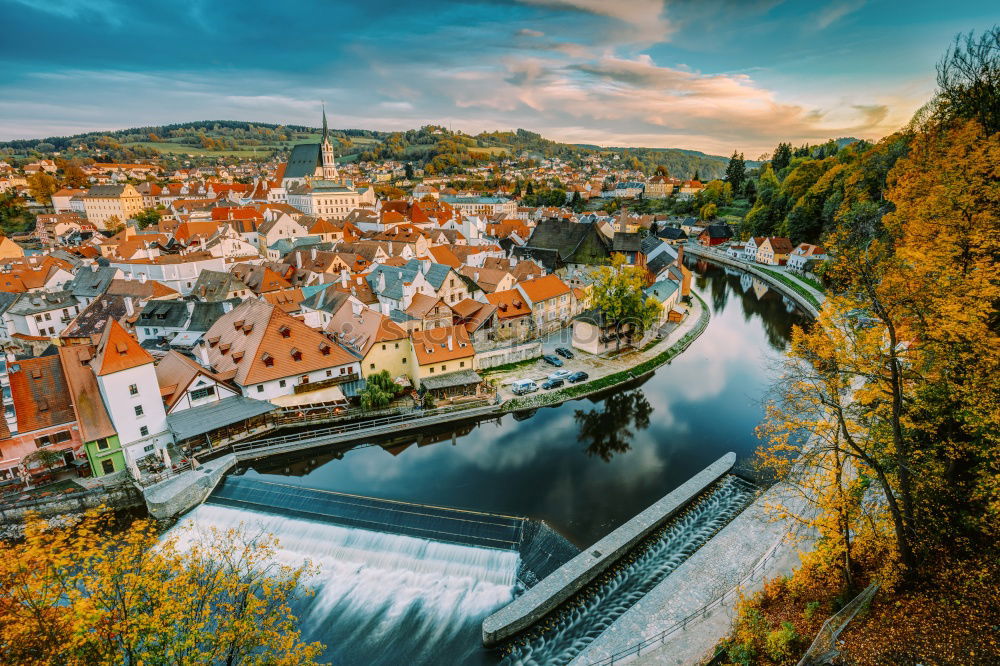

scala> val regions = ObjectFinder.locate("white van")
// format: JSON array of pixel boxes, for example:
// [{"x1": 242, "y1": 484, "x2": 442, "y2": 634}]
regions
[{"x1": 510, "y1": 379, "x2": 538, "y2": 395}]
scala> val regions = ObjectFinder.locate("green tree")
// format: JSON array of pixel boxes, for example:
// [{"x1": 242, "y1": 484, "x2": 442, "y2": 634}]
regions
[
  {"x1": 589, "y1": 254, "x2": 662, "y2": 347},
  {"x1": 725, "y1": 151, "x2": 747, "y2": 192},
  {"x1": 360, "y1": 370, "x2": 397, "y2": 410},
  {"x1": 772, "y1": 142, "x2": 793, "y2": 173},
  {"x1": 133, "y1": 207, "x2": 162, "y2": 230},
  {"x1": 699, "y1": 202, "x2": 718, "y2": 220},
  {"x1": 935, "y1": 25, "x2": 1000, "y2": 133}
]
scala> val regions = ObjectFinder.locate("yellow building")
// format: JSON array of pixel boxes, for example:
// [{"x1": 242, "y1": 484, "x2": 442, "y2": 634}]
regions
[
  {"x1": 83, "y1": 184, "x2": 144, "y2": 229},
  {"x1": 408, "y1": 324, "x2": 476, "y2": 387},
  {"x1": 328, "y1": 307, "x2": 411, "y2": 382}
]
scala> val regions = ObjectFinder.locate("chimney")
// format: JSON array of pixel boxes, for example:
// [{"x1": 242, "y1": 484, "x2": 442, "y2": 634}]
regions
[
  {"x1": 222, "y1": 301, "x2": 234, "y2": 313},
  {"x1": 447, "y1": 335, "x2": 453, "y2": 350},
  {"x1": 340, "y1": 269, "x2": 348, "y2": 287},
  {"x1": 676, "y1": 244, "x2": 684, "y2": 267},
  {"x1": 310, "y1": 247, "x2": 317, "y2": 261},
  {"x1": 91, "y1": 263, "x2": 98, "y2": 272},
  {"x1": 124, "y1": 297, "x2": 135, "y2": 317},
  {"x1": 139, "y1": 273, "x2": 147, "y2": 284}
]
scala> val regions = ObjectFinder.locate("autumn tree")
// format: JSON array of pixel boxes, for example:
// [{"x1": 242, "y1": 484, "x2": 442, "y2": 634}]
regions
[
  {"x1": 935, "y1": 25, "x2": 1000, "y2": 133},
  {"x1": 0, "y1": 511, "x2": 324, "y2": 665},
  {"x1": 699, "y1": 202, "x2": 718, "y2": 220},
  {"x1": 27, "y1": 171, "x2": 58, "y2": 205},
  {"x1": 589, "y1": 254, "x2": 662, "y2": 347}
]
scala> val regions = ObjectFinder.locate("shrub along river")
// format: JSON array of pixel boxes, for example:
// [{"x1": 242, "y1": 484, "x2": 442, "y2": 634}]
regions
[{"x1": 174, "y1": 258, "x2": 808, "y2": 664}]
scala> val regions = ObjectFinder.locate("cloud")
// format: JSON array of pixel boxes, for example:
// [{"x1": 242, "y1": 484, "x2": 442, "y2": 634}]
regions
[
  {"x1": 515, "y1": 0, "x2": 672, "y2": 44},
  {"x1": 815, "y1": 0, "x2": 865, "y2": 31},
  {"x1": 516, "y1": 28, "x2": 545, "y2": 37}
]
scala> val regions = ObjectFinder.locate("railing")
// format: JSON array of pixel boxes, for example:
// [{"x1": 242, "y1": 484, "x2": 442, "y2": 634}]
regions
[
  {"x1": 229, "y1": 399, "x2": 496, "y2": 459},
  {"x1": 796, "y1": 581, "x2": 879, "y2": 665},
  {"x1": 586, "y1": 522, "x2": 799, "y2": 666}
]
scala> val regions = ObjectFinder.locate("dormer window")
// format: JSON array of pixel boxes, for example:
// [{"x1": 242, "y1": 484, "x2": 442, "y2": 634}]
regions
[
  {"x1": 234, "y1": 319, "x2": 245, "y2": 330},
  {"x1": 290, "y1": 348, "x2": 302, "y2": 361},
  {"x1": 242, "y1": 323, "x2": 254, "y2": 335},
  {"x1": 261, "y1": 352, "x2": 274, "y2": 367},
  {"x1": 319, "y1": 343, "x2": 330, "y2": 356},
  {"x1": 219, "y1": 343, "x2": 231, "y2": 354},
  {"x1": 278, "y1": 325, "x2": 290, "y2": 338},
  {"x1": 207, "y1": 336, "x2": 220, "y2": 347},
  {"x1": 232, "y1": 351, "x2": 244, "y2": 362}
]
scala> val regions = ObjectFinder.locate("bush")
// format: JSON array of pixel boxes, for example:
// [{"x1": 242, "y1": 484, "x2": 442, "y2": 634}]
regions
[{"x1": 765, "y1": 621, "x2": 801, "y2": 661}]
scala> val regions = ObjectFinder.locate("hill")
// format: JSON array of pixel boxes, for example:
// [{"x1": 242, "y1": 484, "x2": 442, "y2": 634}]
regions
[{"x1": 0, "y1": 121, "x2": 735, "y2": 178}]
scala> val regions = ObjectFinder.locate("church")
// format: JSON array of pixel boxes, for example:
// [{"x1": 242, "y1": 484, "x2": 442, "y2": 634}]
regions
[{"x1": 283, "y1": 108, "x2": 375, "y2": 218}]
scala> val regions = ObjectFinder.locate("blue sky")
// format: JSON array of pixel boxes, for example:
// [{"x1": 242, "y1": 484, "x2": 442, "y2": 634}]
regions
[{"x1": 0, "y1": 0, "x2": 996, "y2": 154}]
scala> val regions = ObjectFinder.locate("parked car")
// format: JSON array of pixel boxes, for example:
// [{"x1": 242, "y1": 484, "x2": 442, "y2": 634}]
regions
[
  {"x1": 548, "y1": 369, "x2": 572, "y2": 381},
  {"x1": 542, "y1": 354, "x2": 563, "y2": 367},
  {"x1": 510, "y1": 379, "x2": 538, "y2": 395},
  {"x1": 541, "y1": 378, "x2": 564, "y2": 390},
  {"x1": 555, "y1": 347, "x2": 575, "y2": 359},
  {"x1": 567, "y1": 371, "x2": 589, "y2": 383}
]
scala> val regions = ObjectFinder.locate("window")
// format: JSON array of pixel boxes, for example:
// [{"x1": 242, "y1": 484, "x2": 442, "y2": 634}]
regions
[
  {"x1": 460, "y1": 361, "x2": 465, "y2": 368},
  {"x1": 394, "y1": 342, "x2": 399, "y2": 349},
  {"x1": 44, "y1": 312, "x2": 51, "y2": 321},
  {"x1": 134, "y1": 405, "x2": 144, "y2": 417},
  {"x1": 279, "y1": 379, "x2": 286, "y2": 388},
  {"x1": 34, "y1": 430, "x2": 72, "y2": 449},
  {"x1": 326, "y1": 370, "x2": 332, "y2": 377},
  {"x1": 256, "y1": 384, "x2": 264, "y2": 393},
  {"x1": 429, "y1": 367, "x2": 434, "y2": 373},
  {"x1": 96, "y1": 438, "x2": 110, "y2": 451},
  {"x1": 142, "y1": 441, "x2": 152, "y2": 450},
  {"x1": 190, "y1": 386, "x2": 215, "y2": 401},
  {"x1": 441, "y1": 365, "x2": 446, "y2": 371},
  {"x1": 101, "y1": 459, "x2": 115, "y2": 474},
  {"x1": 129, "y1": 384, "x2": 138, "y2": 396},
  {"x1": 381, "y1": 344, "x2": 386, "y2": 351},
  {"x1": 369, "y1": 363, "x2": 375, "y2": 370},
  {"x1": 402, "y1": 357, "x2": 407, "y2": 363}
]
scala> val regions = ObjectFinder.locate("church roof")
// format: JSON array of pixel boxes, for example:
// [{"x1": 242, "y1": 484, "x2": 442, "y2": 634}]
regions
[{"x1": 283, "y1": 143, "x2": 322, "y2": 181}]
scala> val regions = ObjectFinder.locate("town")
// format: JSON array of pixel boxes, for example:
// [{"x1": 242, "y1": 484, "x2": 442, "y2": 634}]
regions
[
  {"x1": 0, "y1": 112, "x2": 807, "y2": 488},
  {"x1": 0, "y1": 6, "x2": 996, "y2": 666}
]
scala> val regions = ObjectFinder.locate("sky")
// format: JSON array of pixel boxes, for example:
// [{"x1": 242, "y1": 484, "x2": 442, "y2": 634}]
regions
[{"x1": 0, "y1": 0, "x2": 996, "y2": 155}]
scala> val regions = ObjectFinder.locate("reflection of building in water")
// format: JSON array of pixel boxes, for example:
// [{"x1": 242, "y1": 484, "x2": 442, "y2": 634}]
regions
[
  {"x1": 244, "y1": 449, "x2": 345, "y2": 477},
  {"x1": 740, "y1": 272, "x2": 754, "y2": 294},
  {"x1": 783, "y1": 295, "x2": 799, "y2": 313},
  {"x1": 752, "y1": 277, "x2": 770, "y2": 301},
  {"x1": 377, "y1": 422, "x2": 478, "y2": 454},
  {"x1": 723, "y1": 266, "x2": 742, "y2": 278}
]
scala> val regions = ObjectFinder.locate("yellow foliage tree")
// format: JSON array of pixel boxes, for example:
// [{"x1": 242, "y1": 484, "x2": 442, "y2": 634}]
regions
[
  {"x1": 0, "y1": 511, "x2": 324, "y2": 665},
  {"x1": 27, "y1": 171, "x2": 58, "y2": 206}
]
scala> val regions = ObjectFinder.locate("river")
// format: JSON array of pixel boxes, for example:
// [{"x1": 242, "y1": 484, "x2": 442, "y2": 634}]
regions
[{"x1": 173, "y1": 258, "x2": 808, "y2": 664}]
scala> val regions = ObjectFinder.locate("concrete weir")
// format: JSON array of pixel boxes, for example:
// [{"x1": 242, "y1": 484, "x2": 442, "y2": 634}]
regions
[{"x1": 481, "y1": 452, "x2": 736, "y2": 647}]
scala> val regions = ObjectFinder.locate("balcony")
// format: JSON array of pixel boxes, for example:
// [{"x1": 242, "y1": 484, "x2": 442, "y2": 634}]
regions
[{"x1": 292, "y1": 372, "x2": 360, "y2": 394}]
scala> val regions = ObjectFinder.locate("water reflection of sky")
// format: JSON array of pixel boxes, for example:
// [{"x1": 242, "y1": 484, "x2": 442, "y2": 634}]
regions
[{"x1": 244, "y1": 261, "x2": 807, "y2": 546}]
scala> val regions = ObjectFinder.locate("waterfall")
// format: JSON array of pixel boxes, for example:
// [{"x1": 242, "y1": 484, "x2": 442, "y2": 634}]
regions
[{"x1": 170, "y1": 503, "x2": 519, "y2": 665}]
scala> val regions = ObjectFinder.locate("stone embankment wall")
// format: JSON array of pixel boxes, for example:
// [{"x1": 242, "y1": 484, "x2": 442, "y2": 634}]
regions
[
  {"x1": 142, "y1": 454, "x2": 237, "y2": 520},
  {"x1": 476, "y1": 341, "x2": 543, "y2": 370},
  {"x1": 0, "y1": 484, "x2": 145, "y2": 536}
]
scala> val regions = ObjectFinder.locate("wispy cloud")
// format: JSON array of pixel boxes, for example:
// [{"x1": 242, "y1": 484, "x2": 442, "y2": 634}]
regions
[{"x1": 815, "y1": 0, "x2": 865, "y2": 31}]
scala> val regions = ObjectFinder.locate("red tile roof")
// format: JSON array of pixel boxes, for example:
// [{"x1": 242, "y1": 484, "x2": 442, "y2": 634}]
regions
[{"x1": 93, "y1": 319, "x2": 154, "y2": 376}]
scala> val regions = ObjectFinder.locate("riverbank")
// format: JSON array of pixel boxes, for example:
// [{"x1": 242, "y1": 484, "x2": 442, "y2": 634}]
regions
[
  {"x1": 496, "y1": 293, "x2": 710, "y2": 412},
  {"x1": 684, "y1": 244, "x2": 824, "y2": 317}
]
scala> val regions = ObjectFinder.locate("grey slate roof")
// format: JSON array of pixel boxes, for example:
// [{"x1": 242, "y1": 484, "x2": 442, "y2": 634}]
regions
[
  {"x1": 61, "y1": 294, "x2": 131, "y2": 338},
  {"x1": 0, "y1": 292, "x2": 19, "y2": 316},
  {"x1": 167, "y1": 395, "x2": 275, "y2": 440},
  {"x1": 420, "y1": 369, "x2": 482, "y2": 391},
  {"x1": 191, "y1": 270, "x2": 248, "y2": 301},
  {"x1": 644, "y1": 279, "x2": 679, "y2": 303},
  {"x1": 299, "y1": 285, "x2": 351, "y2": 315},
  {"x1": 66, "y1": 266, "x2": 118, "y2": 299},
  {"x1": 85, "y1": 185, "x2": 130, "y2": 198},
  {"x1": 656, "y1": 226, "x2": 688, "y2": 241},
  {"x1": 403, "y1": 259, "x2": 451, "y2": 290},
  {"x1": 8, "y1": 290, "x2": 77, "y2": 316},
  {"x1": 611, "y1": 232, "x2": 643, "y2": 253},
  {"x1": 283, "y1": 143, "x2": 321, "y2": 181},
  {"x1": 515, "y1": 220, "x2": 611, "y2": 270},
  {"x1": 640, "y1": 235, "x2": 663, "y2": 256}
]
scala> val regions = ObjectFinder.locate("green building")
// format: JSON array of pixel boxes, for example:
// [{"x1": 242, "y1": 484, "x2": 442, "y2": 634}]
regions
[{"x1": 59, "y1": 345, "x2": 124, "y2": 477}]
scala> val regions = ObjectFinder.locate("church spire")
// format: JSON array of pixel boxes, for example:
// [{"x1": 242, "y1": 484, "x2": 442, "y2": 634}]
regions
[{"x1": 322, "y1": 103, "x2": 329, "y2": 143}]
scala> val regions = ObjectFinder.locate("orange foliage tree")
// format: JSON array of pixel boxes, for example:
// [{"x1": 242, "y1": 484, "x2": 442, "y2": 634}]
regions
[{"x1": 0, "y1": 511, "x2": 324, "y2": 665}]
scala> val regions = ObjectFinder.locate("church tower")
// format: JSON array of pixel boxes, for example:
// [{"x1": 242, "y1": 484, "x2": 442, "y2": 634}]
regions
[{"x1": 320, "y1": 105, "x2": 339, "y2": 181}]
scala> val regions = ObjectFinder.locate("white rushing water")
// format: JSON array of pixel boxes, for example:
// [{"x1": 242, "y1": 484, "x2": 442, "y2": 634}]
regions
[{"x1": 170, "y1": 503, "x2": 519, "y2": 665}]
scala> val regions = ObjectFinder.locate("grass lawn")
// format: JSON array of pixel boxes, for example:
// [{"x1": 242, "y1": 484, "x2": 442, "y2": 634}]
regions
[{"x1": 756, "y1": 267, "x2": 822, "y2": 309}]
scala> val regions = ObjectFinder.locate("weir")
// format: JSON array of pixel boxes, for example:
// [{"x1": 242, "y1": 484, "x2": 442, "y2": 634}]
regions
[{"x1": 207, "y1": 475, "x2": 526, "y2": 551}]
